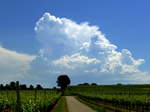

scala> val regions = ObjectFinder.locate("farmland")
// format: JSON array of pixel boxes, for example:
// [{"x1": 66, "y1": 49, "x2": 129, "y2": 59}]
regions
[
  {"x1": 0, "y1": 90, "x2": 61, "y2": 112},
  {"x1": 66, "y1": 84, "x2": 150, "y2": 111},
  {"x1": 1, "y1": 84, "x2": 150, "y2": 112}
]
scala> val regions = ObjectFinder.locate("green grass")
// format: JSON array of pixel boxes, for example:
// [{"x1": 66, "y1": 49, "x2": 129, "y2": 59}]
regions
[
  {"x1": 65, "y1": 85, "x2": 150, "y2": 111},
  {"x1": 0, "y1": 90, "x2": 61, "y2": 112},
  {"x1": 76, "y1": 96, "x2": 136, "y2": 112},
  {"x1": 52, "y1": 96, "x2": 68, "y2": 112},
  {"x1": 76, "y1": 96, "x2": 111, "y2": 112}
]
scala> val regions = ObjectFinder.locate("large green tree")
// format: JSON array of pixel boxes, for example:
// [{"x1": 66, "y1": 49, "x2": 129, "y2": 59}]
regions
[{"x1": 56, "y1": 75, "x2": 70, "y2": 90}]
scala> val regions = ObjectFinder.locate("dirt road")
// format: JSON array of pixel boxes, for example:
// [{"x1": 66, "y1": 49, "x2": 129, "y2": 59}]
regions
[{"x1": 66, "y1": 96, "x2": 96, "y2": 112}]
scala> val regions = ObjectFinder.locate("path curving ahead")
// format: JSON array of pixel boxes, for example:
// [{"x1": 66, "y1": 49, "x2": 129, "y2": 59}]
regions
[{"x1": 66, "y1": 96, "x2": 96, "y2": 112}]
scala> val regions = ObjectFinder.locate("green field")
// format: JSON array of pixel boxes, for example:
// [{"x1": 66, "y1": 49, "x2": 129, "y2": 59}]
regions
[
  {"x1": 0, "y1": 90, "x2": 61, "y2": 112},
  {"x1": 1, "y1": 84, "x2": 150, "y2": 112},
  {"x1": 66, "y1": 84, "x2": 150, "y2": 111}
]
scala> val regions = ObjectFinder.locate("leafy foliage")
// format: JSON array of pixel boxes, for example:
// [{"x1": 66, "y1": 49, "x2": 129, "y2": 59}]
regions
[
  {"x1": 57, "y1": 75, "x2": 70, "y2": 90},
  {"x1": 0, "y1": 90, "x2": 61, "y2": 112},
  {"x1": 66, "y1": 85, "x2": 150, "y2": 111}
]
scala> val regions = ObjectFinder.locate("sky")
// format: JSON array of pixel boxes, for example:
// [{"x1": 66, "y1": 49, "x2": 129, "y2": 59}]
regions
[{"x1": 0, "y1": 0, "x2": 150, "y2": 87}]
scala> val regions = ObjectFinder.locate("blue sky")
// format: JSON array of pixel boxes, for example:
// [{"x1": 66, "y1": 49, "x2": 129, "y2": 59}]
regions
[{"x1": 0, "y1": 0, "x2": 150, "y2": 87}]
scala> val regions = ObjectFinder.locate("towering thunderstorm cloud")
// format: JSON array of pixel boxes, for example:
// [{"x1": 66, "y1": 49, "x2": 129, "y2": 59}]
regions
[
  {"x1": 34, "y1": 13, "x2": 150, "y2": 83},
  {"x1": 0, "y1": 12, "x2": 149, "y2": 86}
]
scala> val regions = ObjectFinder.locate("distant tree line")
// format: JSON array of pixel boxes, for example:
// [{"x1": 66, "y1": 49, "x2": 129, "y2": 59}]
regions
[
  {"x1": 78, "y1": 83, "x2": 124, "y2": 86},
  {"x1": 0, "y1": 81, "x2": 43, "y2": 90},
  {"x1": 78, "y1": 83, "x2": 98, "y2": 86}
]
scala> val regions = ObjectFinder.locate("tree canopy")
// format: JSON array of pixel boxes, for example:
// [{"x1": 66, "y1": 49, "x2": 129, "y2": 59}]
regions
[{"x1": 56, "y1": 75, "x2": 70, "y2": 90}]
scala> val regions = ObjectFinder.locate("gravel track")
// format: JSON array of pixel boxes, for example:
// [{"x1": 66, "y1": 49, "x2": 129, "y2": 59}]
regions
[{"x1": 66, "y1": 96, "x2": 96, "y2": 112}]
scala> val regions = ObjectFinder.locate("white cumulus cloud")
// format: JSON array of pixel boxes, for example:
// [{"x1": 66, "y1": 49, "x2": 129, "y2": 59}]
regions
[
  {"x1": 34, "y1": 12, "x2": 150, "y2": 83},
  {"x1": 52, "y1": 53, "x2": 100, "y2": 69},
  {"x1": 0, "y1": 46, "x2": 36, "y2": 83}
]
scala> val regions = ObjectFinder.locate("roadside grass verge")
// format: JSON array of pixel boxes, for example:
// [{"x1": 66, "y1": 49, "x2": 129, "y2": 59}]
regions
[
  {"x1": 51, "y1": 96, "x2": 68, "y2": 112},
  {"x1": 76, "y1": 96, "x2": 111, "y2": 112},
  {"x1": 76, "y1": 96, "x2": 137, "y2": 112}
]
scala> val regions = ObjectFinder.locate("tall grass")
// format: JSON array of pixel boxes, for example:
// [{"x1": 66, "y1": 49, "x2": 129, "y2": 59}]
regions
[{"x1": 0, "y1": 90, "x2": 61, "y2": 112}]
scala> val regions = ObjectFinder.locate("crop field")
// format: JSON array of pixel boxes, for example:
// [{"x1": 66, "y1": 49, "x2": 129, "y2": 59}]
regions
[
  {"x1": 66, "y1": 84, "x2": 150, "y2": 111},
  {"x1": 1, "y1": 85, "x2": 150, "y2": 112},
  {"x1": 0, "y1": 90, "x2": 61, "y2": 112}
]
